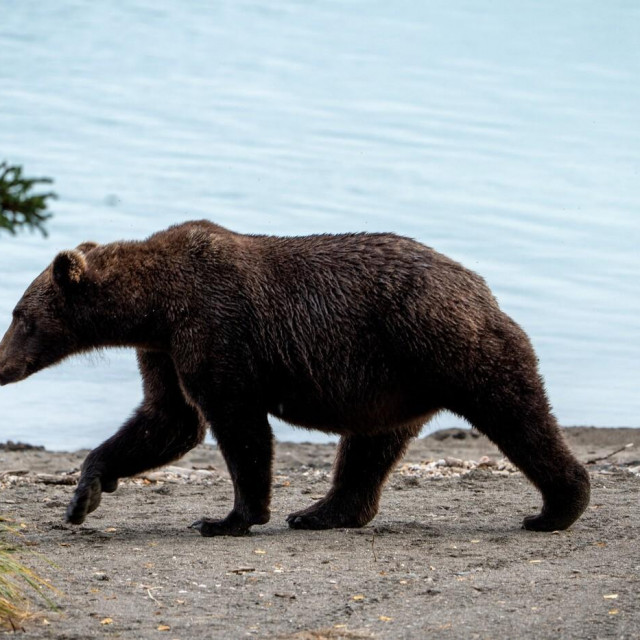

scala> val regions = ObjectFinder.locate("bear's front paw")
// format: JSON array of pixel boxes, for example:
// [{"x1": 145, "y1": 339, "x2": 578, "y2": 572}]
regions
[
  {"x1": 65, "y1": 477, "x2": 103, "y2": 525},
  {"x1": 189, "y1": 514, "x2": 252, "y2": 537}
]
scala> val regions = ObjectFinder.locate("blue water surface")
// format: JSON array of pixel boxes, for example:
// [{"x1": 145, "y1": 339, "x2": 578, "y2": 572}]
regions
[{"x1": 0, "y1": 0, "x2": 638, "y2": 450}]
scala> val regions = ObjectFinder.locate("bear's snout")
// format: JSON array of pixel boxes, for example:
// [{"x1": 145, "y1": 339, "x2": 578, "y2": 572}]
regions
[
  {"x1": 0, "y1": 337, "x2": 30, "y2": 385},
  {"x1": 0, "y1": 362, "x2": 27, "y2": 386},
  {"x1": 0, "y1": 322, "x2": 28, "y2": 385}
]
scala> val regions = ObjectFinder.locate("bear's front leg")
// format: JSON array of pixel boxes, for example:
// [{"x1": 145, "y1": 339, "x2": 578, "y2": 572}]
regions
[
  {"x1": 181, "y1": 385, "x2": 274, "y2": 537},
  {"x1": 66, "y1": 351, "x2": 205, "y2": 525}
]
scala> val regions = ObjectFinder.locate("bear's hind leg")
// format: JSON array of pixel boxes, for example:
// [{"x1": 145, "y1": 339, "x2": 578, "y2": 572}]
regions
[
  {"x1": 66, "y1": 351, "x2": 205, "y2": 525},
  {"x1": 186, "y1": 401, "x2": 274, "y2": 537},
  {"x1": 455, "y1": 378, "x2": 590, "y2": 532},
  {"x1": 287, "y1": 429, "x2": 414, "y2": 530}
]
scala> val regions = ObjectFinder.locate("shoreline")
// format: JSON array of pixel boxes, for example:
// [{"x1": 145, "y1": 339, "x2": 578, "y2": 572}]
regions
[{"x1": 2, "y1": 424, "x2": 639, "y2": 454}]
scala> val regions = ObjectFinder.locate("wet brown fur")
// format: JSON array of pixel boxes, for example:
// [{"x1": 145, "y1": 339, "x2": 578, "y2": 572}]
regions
[{"x1": 0, "y1": 220, "x2": 590, "y2": 535}]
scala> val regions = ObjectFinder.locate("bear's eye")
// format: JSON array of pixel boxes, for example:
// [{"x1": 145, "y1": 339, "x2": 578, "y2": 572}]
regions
[
  {"x1": 17, "y1": 316, "x2": 34, "y2": 336},
  {"x1": 12, "y1": 310, "x2": 35, "y2": 336}
]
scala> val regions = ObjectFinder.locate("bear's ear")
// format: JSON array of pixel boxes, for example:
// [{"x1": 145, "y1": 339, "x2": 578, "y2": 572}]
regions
[
  {"x1": 52, "y1": 250, "x2": 87, "y2": 290},
  {"x1": 75, "y1": 241, "x2": 99, "y2": 254}
]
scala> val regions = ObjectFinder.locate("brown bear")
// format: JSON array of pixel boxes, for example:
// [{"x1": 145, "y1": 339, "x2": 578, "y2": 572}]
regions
[{"x1": 0, "y1": 220, "x2": 590, "y2": 536}]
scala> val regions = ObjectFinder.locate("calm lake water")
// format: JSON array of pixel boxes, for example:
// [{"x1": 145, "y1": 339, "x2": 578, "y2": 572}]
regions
[{"x1": 1, "y1": 1, "x2": 639, "y2": 451}]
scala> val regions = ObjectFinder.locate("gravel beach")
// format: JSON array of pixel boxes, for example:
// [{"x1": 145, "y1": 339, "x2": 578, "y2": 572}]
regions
[{"x1": 1, "y1": 427, "x2": 639, "y2": 639}]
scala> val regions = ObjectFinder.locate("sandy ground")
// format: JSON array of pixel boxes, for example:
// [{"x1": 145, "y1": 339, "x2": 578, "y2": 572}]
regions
[{"x1": 1, "y1": 427, "x2": 639, "y2": 639}]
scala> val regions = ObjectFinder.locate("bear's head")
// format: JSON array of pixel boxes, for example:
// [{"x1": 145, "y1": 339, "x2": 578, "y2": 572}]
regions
[{"x1": 0, "y1": 242, "x2": 99, "y2": 386}]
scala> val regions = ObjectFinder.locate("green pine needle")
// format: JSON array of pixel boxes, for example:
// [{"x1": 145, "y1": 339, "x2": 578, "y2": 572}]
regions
[{"x1": 0, "y1": 162, "x2": 57, "y2": 237}]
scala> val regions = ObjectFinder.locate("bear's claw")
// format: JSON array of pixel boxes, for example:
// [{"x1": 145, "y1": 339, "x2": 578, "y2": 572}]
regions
[{"x1": 286, "y1": 514, "x2": 332, "y2": 530}]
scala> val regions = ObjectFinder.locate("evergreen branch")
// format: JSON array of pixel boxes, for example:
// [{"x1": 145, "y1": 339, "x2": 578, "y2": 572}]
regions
[{"x1": 0, "y1": 162, "x2": 57, "y2": 237}]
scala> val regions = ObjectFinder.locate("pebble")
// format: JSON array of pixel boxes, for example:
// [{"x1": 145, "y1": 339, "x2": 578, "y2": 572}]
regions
[{"x1": 396, "y1": 457, "x2": 518, "y2": 479}]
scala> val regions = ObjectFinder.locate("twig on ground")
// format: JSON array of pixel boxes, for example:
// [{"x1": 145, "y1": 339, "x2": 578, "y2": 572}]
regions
[
  {"x1": 587, "y1": 443, "x2": 634, "y2": 464},
  {"x1": 146, "y1": 587, "x2": 163, "y2": 607}
]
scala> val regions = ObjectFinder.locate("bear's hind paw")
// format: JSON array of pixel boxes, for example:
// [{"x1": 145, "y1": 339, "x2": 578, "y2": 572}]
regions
[
  {"x1": 189, "y1": 515, "x2": 252, "y2": 537},
  {"x1": 286, "y1": 505, "x2": 370, "y2": 530},
  {"x1": 286, "y1": 513, "x2": 334, "y2": 530},
  {"x1": 522, "y1": 512, "x2": 574, "y2": 532}
]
